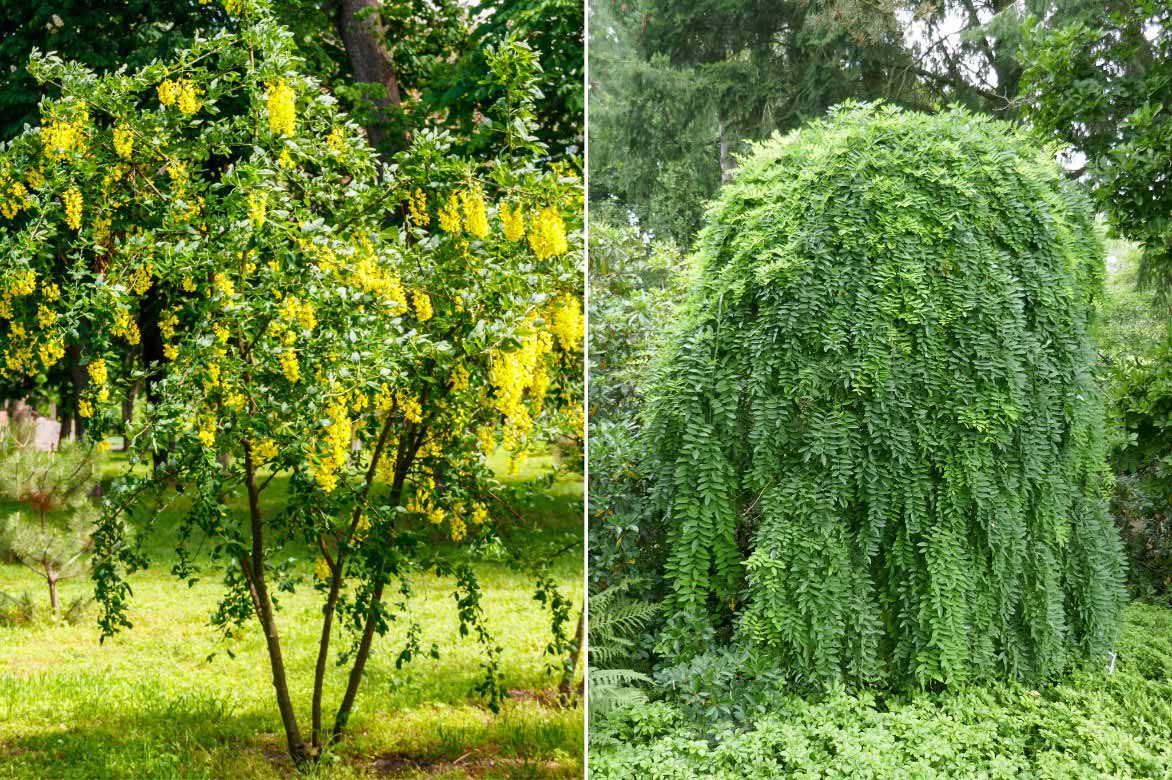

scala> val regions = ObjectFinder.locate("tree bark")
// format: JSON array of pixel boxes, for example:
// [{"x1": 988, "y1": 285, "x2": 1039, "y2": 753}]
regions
[
  {"x1": 242, "y1": 448, "x2": 311, "y2": 765},
  {"x1": 311, "y1": 410, "x2": 399, "y2": 749},
  {"x1": 559, "y1": 608, "x2": 585, "y2": 702},
  {"x1": 717, "y1": 116, "x2": 735, "y2": 184},
  {"x1": 332, "y1": 418, "x2": 428, "y2": 741},
  {"x1": 337, "y1": 0, "x2": 405, "y2": 152}
]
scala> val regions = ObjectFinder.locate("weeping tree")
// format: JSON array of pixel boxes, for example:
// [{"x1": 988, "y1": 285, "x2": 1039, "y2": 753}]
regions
[{"x1": 648, "y1": 104, "x2": 1126, "y2": 686}]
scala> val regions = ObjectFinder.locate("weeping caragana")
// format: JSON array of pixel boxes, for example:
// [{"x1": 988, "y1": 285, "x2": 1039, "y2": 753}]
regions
[{"x1": 649, "y1": 104, "x2": 1126, "y2": 686}]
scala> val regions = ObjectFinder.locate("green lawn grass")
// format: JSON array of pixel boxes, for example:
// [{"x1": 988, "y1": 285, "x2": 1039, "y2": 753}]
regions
[{"x1": 0, "y1": 449, "x2": 584, "y2": 779}]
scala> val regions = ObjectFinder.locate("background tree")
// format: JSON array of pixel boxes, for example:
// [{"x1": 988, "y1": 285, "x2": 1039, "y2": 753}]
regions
[{"x1": 0, "y1": 423, "x2": 102, "y2": 612}]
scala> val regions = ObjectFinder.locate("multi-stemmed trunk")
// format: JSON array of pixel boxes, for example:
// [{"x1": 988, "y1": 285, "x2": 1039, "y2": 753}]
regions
[{"x1": 238, "y1": 402, "x2": 429, "y2": 765}]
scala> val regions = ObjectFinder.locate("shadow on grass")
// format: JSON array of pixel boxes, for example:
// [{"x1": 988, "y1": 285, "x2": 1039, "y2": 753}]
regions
[{"x1": 0, "y1": 709, "x2": 287, "y2": 780}]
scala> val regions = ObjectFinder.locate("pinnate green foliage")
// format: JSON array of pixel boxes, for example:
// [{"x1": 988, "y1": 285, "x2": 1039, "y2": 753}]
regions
[{"x1": 647, "y1": 104, "x2": 1126, "y2": 685}]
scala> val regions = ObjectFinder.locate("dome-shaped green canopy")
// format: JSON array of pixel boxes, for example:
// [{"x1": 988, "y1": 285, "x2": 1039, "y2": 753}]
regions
[{"x1": 648, "y1": 104, "x2": 1125, "y2": 685}]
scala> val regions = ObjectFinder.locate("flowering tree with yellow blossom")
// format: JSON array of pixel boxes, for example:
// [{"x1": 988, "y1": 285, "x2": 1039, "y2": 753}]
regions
[{"x1": 0, "y1": 0, "x2": 582, "y2": 765}]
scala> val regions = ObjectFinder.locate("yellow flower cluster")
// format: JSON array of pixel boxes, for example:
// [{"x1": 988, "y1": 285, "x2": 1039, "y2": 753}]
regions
[
  {"x1": 460, "y1": 189, "x2": 490, "y2": 238},
  {"x1": 177, "y1": 81, "x2": 201, "y2": 115},
  {"x1": 213, "y1": 273, "x2": 236, "y2": 299},
  {"x1": 279, "y1": 348, "x2": 300, "y2": 383},
  {"x1": 266, "y1": 80, "x2": 296, "y2": 137},
  {"x1": 1, "y1": 320, "x2": 64, "y2": 378},
  {"x1": 253, "y1": 438, "x2": 279, "y2": 462},
  {"x1": 158, "y1": 79, "x2": 200, "y2": 114},
  {"x1": 407, "y1": 188, "x2": 429, "y2": 227},
  {"x1": 477, "y1": 425, "x2": 496, "y2": 457},
  {"x1": 248, "y1": 191, "x2": 267, "y2": 229},
  {"x1": 345, "y1": 238, "x2": 408, "y2": 312},
  {"x1": 224, "y1": 389, "x2": 247, "y2": 411},
  {"x1": 1, "y1": 179, "x2": 29, "y2": 220},
  {"x1": 88, "y1": 358, "x2": 108, "y2": 386},
  {"x1": 314, "y1": 557, "x2": 331, "y2": 581},
  {"x1": 438, "y1": 194, "x2": 461, "y2": 234},
  {"x1": 549, "y1": 293, "x2": 584, "y2": 352},
  {"x1": 0, "y1": 270, "x2": 35, "y2": 320},
  {"x1": 488, "y1": 318, "x2": 553, "y2": 442},
  {"x1": 451, "y1": 363, "x2": 470, "y2": 393},
  {"x1": 112, "y1": 308, "x2": 141, "y2": 345},
  {"x1": 527, "y1": 205, "x2": 569, "y2": 259},
  {"x1": 160, "y1": 310, "x2": 180, "y2": 360},
  {"x1": 62, "y1": 187, "x2": 83, "y2": 230},
  {"x1": 127, "y1": 263, "x2": 154, "y2": 295},
  {"x1": 406, "y1": 476, "x2": 445, "y2": 527},
  {"x1": 398, "y1": 393, "x2": 423, "y2": 424},
  {"x1": 112, "y1": 125, "x2": 134, "y2": 159},
  {"x1": 41, "y1": 109, "x2": 88, "y2": 159},
  {"x1": 412, "y1": 291, "x2": 433, "y2": 322},
  {"x1": 309, "y1": 399, "x2": 351, "y2": 493},
  {"x1": 437, "y1": 189, "x2": 491, "y2": 237},
  {"x1": 198, "y1": 415, "x2": 217, "y2": 448},
  {"x1": 500, "y1": 201, "x2": 525, "y2": 241},
  {"x1": 78, "y1": 399, "x2": 94, "y2": 418},
  {"x1": 326, "y1": 127, "x2": 345, "y2": 154},
  {"x1": 278, "y1": 148, "x2": 294, "y2": 169},
  {"x1": 279, "y1": 296, "x2": 316, "y2": 331}
]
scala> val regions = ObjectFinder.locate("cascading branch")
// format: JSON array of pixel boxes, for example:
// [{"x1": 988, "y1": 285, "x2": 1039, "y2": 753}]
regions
[
  {"x1": 0, "y1": 0, "x2": 582, "y2": 765},
  {"x1": 648, "y1": 104, "x2": 1126, "y2": 686}
]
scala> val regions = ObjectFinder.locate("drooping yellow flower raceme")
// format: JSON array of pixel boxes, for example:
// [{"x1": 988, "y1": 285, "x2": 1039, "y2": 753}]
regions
[
  {"x1": 460, "y1": 189, "x2": 490, "y2": 238},
  {"x1": 407, "y1": 188, "x2": 429, "y2": 227},
  {"x1": 500, "y1": 201, "x2": 525, "y2": 241},
  {"x1": 549, "y1": 293, "x2": 584, "y2": 352},
  {"x1": 41, "y1": 110, "x2": 88, "y2": 159},
  {"x1": 197, "y1": 415, "x2": 217, "y2": 448},
  {"x1": 88, "y1": 358, "x2": 108, "y2": 387},
  {"x1": 253, "y1": 438, "x2": 279, "y2": 462},
  {"x1": 266, "y1": 80, "x2": 296, "y2": 136},
  {"x1": 157, "y1": 79, "x2": 178, "y2": 106},
  {"x1": 437, "y1": 193, "x2": 462, "y2": 233},
  {"x1": 112, "y1": 308, "x2": 141, "y2": 345},
  {"x1": 279, "y1": 348, "x2": 300, "y2": 383},
  {"x1": 177, "y1": 80, "x2": 201, "y2": 115},
  {"x1": 309, "y1": 399, "x2": 351, "y2": 493},
  {"x1": 314, "y1": 557, "x2": 331, "y2": 581},
  {"x1": 248, "y1": 192, "x2": 267, "y2": 229},
  {"x1": 527, "y1": 205, "x2": 569, "y2": 260},
  {"x1": 412, "y1": 291, "x2": 433, "y2": 322},
  {"x1": 62, "y1": 187, "x2": 83, "y2": 230},
  {"x1": 112, "y1": 125, "x2": 134, "y2": 159}
]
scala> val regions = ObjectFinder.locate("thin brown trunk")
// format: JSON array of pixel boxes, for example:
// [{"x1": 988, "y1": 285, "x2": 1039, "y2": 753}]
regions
[
  {"x1": 47, "y1": 573, "x2": 59, "y2": 612},
  {"x1": 242, "y1": 447, "x2": 310, "y2": 765},
  {"x1": 311, "y1": 410, "x2": 398, "y2": 749},
  {"x1": 332, "y1": 419, "x2": 428, "y2": 741},
  {"x1": 338, "y1": 0, "x2": 405, "y2": 152},
  {"x1": 559, "y1": 608, "x2": 585, "y2": 702}
]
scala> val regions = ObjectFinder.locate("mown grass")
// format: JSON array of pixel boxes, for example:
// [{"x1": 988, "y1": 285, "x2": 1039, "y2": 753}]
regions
[{"x1": 0, "y1": 449, "x2": 583, "y2": 779}]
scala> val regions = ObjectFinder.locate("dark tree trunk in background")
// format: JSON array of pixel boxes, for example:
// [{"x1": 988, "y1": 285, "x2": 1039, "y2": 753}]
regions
[
  {"x1": 337, "y1": 0, "x2": 405, "y2": 153},
  {"x1": 66, "y1": 344, "x2": 86, "y2": 440}
]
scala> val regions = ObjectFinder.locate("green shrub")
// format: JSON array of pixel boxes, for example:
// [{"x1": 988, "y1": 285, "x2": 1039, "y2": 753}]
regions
[
  {"x1": 590, "y1": 604, "x2": 1172, "y2": 780},
  {"x1": 647, "y1": 104, "x2": 1126, "y2": 685}
]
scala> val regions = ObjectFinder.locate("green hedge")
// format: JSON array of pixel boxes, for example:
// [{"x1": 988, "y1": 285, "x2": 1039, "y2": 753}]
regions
[{"x1": 647, "y1": 104, "x2": 1126, "y2": 685}]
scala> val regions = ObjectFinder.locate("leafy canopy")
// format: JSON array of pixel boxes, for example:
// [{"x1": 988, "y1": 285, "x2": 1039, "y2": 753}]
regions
[{"x1": 647, "y1": 104, "x2": 1125, "y2": 686}]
